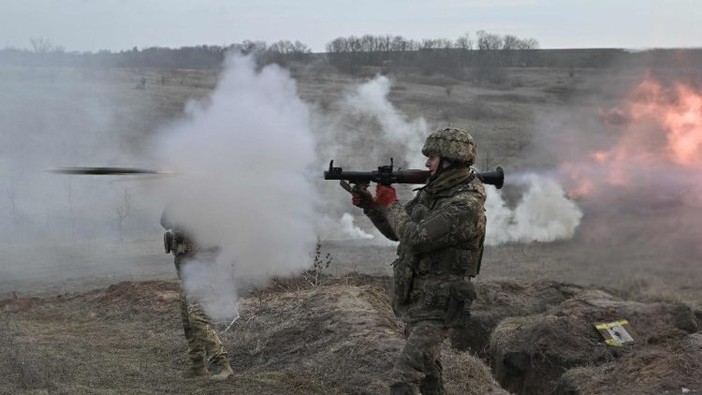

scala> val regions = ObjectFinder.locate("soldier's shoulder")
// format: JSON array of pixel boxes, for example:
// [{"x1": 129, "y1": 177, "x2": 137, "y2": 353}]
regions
[{"x1": 452, "y1": 180, "x2": 486, "y2": 204}]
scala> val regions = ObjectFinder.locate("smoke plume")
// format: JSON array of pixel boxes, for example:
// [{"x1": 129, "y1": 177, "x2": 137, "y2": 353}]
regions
[
  {"x1": 485, "y1": 177, "x2": 583, "y2": 245},
  {"x1": 152, "y1": 54, "x2": 318, "y2": 320}
]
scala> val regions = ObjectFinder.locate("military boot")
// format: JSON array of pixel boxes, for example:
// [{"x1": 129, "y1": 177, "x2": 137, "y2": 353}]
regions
[
  {"x1": 182, "y1": 357, "x2": 209, "y2": 379},
  {"x1": 209, "y1": 355, "x2": 233, "y2": 381}
]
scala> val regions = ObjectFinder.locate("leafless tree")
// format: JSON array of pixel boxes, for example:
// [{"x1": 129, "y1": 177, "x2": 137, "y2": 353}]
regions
[
  {"x1": 30, "y1": 37, "x2": 54, "y2": 54},
  {"x1": 455, "y1": 33, "x2": 474, "y2": 50},
  {"x1": 502, "y1": 35, "x2": 521, "y2": 50},
  {"x1": 476, "y1": 30, "x2": 503, "y2": 51}
]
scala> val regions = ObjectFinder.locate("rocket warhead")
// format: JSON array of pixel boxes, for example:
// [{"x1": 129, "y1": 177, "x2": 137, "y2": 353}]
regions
[{"x1": 50, "y1": 166, "x2": 178, "y2": 176}]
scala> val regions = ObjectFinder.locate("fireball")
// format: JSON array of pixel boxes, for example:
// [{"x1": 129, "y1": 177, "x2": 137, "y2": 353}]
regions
[{"x1": 561, "y1": 76, "x2": 702, "y2": 204}]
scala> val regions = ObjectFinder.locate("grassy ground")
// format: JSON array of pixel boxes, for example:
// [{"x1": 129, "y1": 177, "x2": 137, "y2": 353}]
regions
[{"x1": 0, "y1": 277, "x2": 506, "y2": 395}]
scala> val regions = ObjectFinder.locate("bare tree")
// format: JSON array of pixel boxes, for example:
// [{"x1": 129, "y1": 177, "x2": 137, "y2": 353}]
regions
[
  {"x1": 502, "y1": 35, "x2": 521, "y2": 50},
  {"x1": 476, "y1": 30, "x2": 503, "y2": 51},
  {"x1": 455, "y1": 33, "x2": 474, "y2": 50},
  {"x1": 30, "y1": 37, "x2": 54, "y2": 54}
]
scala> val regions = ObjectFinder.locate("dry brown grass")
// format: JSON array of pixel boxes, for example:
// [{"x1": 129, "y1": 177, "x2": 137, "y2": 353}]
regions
[{"x1": 0, "y1": 277, "x2": 509, "y2": 394}]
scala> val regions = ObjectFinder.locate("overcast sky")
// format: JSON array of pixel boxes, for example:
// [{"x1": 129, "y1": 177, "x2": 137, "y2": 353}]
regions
[{"x1": 2, "y1": 0, "x2": 701, "y2": 53}]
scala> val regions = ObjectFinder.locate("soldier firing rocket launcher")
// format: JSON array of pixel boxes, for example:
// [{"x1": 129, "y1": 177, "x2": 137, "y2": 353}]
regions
[{"x1": 323, "y1": 159, "x2": 504, "y2": 192}]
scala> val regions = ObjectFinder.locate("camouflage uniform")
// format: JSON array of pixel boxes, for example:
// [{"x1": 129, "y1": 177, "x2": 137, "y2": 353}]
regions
[
  {"x1": 363, "y1": 128, "x2": 486, "y2": 394},
  {"x1": 161, "y1": 211, "x2": 232, "y2": 379}
]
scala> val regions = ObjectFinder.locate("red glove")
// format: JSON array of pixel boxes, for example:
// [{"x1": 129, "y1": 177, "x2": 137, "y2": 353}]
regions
[
  {"x1": 351, "y1": 187, "x2": 375, "y2": 209},
  {"x1": 375, "y1": 185, "x2": 398, "y2": 207}
]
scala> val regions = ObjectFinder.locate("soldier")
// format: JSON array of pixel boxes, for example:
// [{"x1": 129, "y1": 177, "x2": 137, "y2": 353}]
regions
[
  {"x1": 351, "y1": 127, "x2": 486, "y2": 395},
  {"x1": 161, "y1": 209, "x2": 234, "y2": 380}
]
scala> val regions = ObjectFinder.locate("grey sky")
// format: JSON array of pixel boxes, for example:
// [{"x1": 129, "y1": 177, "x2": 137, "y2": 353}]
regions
[{"x1": 2, "y1": 0, "x2": 700, "y2": 52}]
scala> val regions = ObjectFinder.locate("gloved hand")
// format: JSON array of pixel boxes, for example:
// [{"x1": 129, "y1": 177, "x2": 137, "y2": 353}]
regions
[
  {"x1": 375, "y1": 184, "x2": 398, "y2": 207},
  {"x1": 351, "y1": 187, "x2": 375, "y2": 209}
]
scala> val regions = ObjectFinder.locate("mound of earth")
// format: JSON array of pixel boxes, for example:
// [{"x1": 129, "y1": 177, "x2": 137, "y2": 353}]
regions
[
  {"x1": 1, "y1": 276, "x2": 700, "y2": 394},
  {"x1": 463, "y1": 281, "x2": 702, "y2": 394},
  {"x1": 0, "y1": 277, "x2": 505, "y2": 394},
  {"x1": 225, "y1": 275, "x2": 507, "y2": 394}
]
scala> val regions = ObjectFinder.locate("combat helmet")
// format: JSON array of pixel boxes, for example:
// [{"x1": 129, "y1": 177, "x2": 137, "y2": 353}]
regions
[{"x1": 422, "y1": 127, "x2": 476, "y2": 165}]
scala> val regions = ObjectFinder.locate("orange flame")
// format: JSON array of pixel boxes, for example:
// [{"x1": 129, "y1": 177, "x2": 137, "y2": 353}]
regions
[
  {"x1": 628, "y1": 77, "x2": 702, "y2": 167},
  {"x1": 563, "y1": 76, "x2": 702, "y2": 199}
]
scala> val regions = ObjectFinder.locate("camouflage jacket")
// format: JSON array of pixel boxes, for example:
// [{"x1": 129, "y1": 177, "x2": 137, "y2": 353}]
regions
[{"x1": 365, "y1": 167, "x2": 486, "y2": 322}]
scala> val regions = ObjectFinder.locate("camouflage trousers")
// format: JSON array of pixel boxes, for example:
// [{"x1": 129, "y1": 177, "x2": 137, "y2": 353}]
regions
[
  {"x1": 177, "y1": 290, "x2": 227, "y2": 364},
  {"x1": 174, "y1": 255, "x2": 227, "y2": 365},
  {"x1": 391, "y1": 320, "x2": 448, "y2": 395}
]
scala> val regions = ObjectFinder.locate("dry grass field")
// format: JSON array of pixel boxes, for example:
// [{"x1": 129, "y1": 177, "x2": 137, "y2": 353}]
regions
[{"x1": 1, "y1": 59, "x2": 701, "y2": 394}]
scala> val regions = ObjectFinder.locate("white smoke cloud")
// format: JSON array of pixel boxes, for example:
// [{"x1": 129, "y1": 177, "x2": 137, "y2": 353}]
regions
[
  {"x1": 312, "y1": 75, "x2": 432, "y2": 241},
  {"x1": 485, "y1": 175, "x2": 583, "y2": 245},
  {"x1": 316, "y1": 213, "x2": 374, "y2": 240},
  {"x1": 339, "y1": 213, "x2": 374, "y2": 240},
  {"x1": 343, "y1": 76, "x2": 429, "y2": 168},
  {"x1": 313, "y1": 75, "x2": 430, "y2": 172},
  {"x1": 152, "y1": 54, "x2": 319, "y2": 319},
  {"x1": 180, "y1": 257, "x2": 238, "y2": 322}
]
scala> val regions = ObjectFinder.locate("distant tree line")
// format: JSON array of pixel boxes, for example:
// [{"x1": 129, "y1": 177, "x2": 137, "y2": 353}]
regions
[
  {"x1": 0, "y1": 38, "x2": 312, "y2": 69},
  {"x1": 326, "y1": 31, "x2": 538, "y2": 65},
  {"x1": 2, "y1": 34, "x2": 702, "y2": 80},
  {"x1": 324, "y1": 31, "x2": 542, "y2": 81}
]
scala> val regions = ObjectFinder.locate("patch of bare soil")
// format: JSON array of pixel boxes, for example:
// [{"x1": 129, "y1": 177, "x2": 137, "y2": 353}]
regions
[{"x1": 1, "y1": 275, "x2": 700, "y2": 394}]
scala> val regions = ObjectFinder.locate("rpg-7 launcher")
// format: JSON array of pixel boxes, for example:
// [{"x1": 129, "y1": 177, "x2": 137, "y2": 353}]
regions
[{"x1": 323, "y1": 159, "x2": 504, "y2": 189}]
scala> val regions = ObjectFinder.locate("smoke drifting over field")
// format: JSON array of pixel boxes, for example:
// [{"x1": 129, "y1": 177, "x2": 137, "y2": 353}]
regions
[
  {"x1": 311, "y1": 76, "x2": 429, "y2": 243},
  {"x1": 151, "y1": 55, "x2": 319, "y2": 320},
  {"x1": 485, "y1": 177, "x2": 582, "y2": 245}
]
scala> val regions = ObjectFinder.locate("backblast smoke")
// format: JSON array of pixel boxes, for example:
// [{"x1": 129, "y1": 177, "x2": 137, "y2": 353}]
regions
[{"x1": 152, "y1": 54, "x2": 319, "y2": 320}]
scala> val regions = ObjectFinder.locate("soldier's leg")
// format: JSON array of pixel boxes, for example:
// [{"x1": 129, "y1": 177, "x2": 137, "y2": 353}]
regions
[
  {"x1": 179, "y1": 291, "x2": 209, "y2": 377},
  {"x1": 186, "y1": 300, "x2": 233, "y2": 380},
  {"x1": 390, "y1": 320, "x2": 447, "y2": 395},
  {"x1": 174, "y1": 254, "x2": 231, "y2": 379},
  {"x1": 174, "y1": 255, "x2": 208, "y2": 376}
]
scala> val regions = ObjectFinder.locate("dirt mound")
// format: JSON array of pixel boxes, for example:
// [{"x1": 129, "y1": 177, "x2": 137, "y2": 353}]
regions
[
  {"x1": 485, "y1": 284, "x2": 701, "y2": 394},
  {"x1": 227, "y1": 281, "x2": 506, "y2": 394},
  {"x1": 2, "y1": 276, "x2": 700, "y2": 394},
  {"x1": 88, "y1": 280, "x2": 181, "y2": 309}
]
